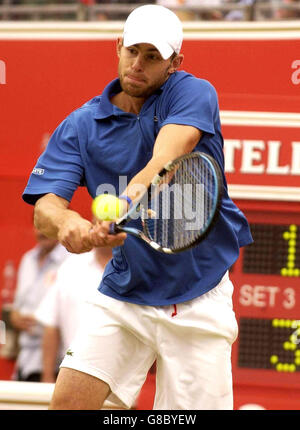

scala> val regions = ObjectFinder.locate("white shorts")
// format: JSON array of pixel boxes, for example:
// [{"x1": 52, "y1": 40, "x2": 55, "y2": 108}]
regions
[{"x1": 60, "y1": 272, "x2": 238, "y2": 410}]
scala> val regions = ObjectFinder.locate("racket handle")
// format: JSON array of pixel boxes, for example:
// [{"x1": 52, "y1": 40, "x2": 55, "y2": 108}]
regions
[
  {"x1": 109, "y1": 222, "x2": 123, "y2": 235},
  {"x1": 109, "y1": 222, "x2": 117, "y2": 235}
]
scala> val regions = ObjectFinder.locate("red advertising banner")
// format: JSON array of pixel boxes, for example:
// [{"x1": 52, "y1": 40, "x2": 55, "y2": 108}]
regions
[{"x1": 182, "y1": 37, "x2": 300, "y2": 113}]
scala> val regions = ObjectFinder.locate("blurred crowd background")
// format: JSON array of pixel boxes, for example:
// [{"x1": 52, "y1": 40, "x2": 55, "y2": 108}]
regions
[{"x1": 0, "y1": 0, "x2": 299, "y2": 22}]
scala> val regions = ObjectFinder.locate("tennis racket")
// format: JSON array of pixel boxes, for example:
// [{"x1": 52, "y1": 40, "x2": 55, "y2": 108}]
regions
[{"x1": 109, "y1": 152, "x2": 223, "y2": 254}]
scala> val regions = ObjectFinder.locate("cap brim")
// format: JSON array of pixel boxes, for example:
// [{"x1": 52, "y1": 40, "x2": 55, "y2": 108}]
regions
[{"x1": 123, "y1": 34, "x2": 174, "y2": 60}]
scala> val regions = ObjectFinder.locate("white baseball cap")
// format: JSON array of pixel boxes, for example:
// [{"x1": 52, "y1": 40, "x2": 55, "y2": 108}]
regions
[{"x1": 123, "y1": 5, "x2": 183, "y2": 60}]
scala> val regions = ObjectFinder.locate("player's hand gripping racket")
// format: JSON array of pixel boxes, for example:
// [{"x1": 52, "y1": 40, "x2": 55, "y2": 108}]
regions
[{"x1": 109, "y1": 152, "x2": 223, "y2": 254}]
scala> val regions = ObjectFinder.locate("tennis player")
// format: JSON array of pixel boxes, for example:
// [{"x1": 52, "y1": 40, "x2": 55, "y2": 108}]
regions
[{"x1": 22, "y1": 5, "x2": 253, "y2": 410}]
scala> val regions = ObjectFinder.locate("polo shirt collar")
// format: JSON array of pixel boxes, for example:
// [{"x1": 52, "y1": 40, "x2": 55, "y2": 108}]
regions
[
  {"x1": 93, "y1": 78, "x2": 122, "y2": 120},
  {"x1": 93, "y1": 77, "x2": 165, "y2": 120}
]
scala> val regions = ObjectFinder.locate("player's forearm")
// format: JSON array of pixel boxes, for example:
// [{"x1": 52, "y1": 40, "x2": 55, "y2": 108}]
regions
[
  {"x1": 34, "y1": 193, "x2": 83, "y2": 240},
  {"x1": 123, "y1": 158, "x2": 164, "y2": 203},
  {"x1": 123, "y1": 124, "x2": 201, "y2": 203}
]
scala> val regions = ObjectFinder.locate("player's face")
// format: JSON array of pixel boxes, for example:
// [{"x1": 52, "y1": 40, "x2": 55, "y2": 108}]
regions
[
  {"x1": 34, "y1": 228, "x2": 58, "y2": 253},
  {"x1": 117, "y1": 40, "x2": 182, "y2": 99}
]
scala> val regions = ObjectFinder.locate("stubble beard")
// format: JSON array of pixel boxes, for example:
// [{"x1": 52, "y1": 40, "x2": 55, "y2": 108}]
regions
[{"x1": 118, "y1": 65, "x2": 171, "y2": 99}]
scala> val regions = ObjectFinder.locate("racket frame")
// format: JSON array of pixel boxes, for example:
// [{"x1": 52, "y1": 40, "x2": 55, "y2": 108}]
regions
[{"x1": 109, "y1": 152, "x2": 223, "y2": 254}]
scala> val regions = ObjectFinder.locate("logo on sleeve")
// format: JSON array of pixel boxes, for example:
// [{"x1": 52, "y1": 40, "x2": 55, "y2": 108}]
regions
[{"x1": 32, "y1": 167, "x2": 45, "y2": 175}]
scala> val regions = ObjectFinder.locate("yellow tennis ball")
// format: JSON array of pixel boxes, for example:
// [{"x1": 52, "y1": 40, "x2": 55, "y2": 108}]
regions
[{"x1": 92, "y1": 194, "x2": 122, "y2": 221}]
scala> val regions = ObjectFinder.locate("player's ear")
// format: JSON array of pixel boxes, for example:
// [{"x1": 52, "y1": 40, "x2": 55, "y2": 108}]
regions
[
  {"x1": 168, "y1": 54, "x2": 184, "y2": 75},
  {"x1": 116, "y1": 38, "x2": 123, "y2": 58}
]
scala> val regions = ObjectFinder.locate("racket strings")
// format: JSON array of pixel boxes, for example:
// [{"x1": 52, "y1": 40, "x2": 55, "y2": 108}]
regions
[{"x1": 145, "y1": 155, "x2": 218, "y2": 251}]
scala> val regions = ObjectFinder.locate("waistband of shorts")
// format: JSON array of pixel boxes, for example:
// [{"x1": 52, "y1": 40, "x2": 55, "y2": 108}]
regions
[{"x1": 217, "y1": 271, "x2": 229, "y2": 286}]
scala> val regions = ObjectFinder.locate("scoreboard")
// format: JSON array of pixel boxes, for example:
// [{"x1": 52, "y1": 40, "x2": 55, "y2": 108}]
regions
[
  {"x1": 243, "y1": 224, "x2": 299, "y2": 278},
  {"x1": 238, "y1": 220, "x2": 300, "y2": 373},
  {"x1": 221, "y1": 100, "x2": 300, "y2": 409},
  {"x1": 238, "y1": 316, "x2": 300, "y2": 372},
  {"x1": 229, "y1": 202, "x2": 300, "y2": 409}
]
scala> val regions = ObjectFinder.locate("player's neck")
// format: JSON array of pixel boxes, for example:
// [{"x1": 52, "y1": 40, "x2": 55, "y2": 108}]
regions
[{"x1": 110, "y1": 91, "x2": 145, "y2": 115}]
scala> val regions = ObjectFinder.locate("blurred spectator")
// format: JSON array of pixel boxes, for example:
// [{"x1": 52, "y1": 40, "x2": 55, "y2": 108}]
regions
[
  {"x1": 252, "y1": 0, "x2": 300, "y2": 20},
  {"x1": 35, "y1": 246, "x2": 112, "y2": 382},
  {"x1": 0, "y1": 260, "x2": 17, "y2": 360},
  {"x1": 156, "y1": 0, "x2": 225, "y2": 20},
  {"x1": 224, "y1": 0, "x2": 256, "y2": 21},
  {"x1": 1, "y1": 0, "x2": 299, "y2": 21},
  {"x1": 10, "y1": 228, "x2": 69, "y2": 382},
  {"x1": 92, "y1": 0, "x2": 153, "y2": 21},
  {"x1": 1, "y1": 0, "x2": 91, "y2": 4},
  {"x1": 274, "y1": 0, "x2": 300, "y2": 19}
]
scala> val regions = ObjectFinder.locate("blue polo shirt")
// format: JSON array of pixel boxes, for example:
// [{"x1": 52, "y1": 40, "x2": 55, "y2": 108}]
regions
[{"x1": 23, "y1": 71, "x2": 252, "y2": 306}]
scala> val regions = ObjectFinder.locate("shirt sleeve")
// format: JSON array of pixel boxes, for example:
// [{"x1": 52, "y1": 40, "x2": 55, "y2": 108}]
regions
[
  {"x1": 22, "y1": 115, "x2": 84, "y2": 205},
  {"x1": 161, "y1": 75, "x2": 218, "y2": 135}
]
